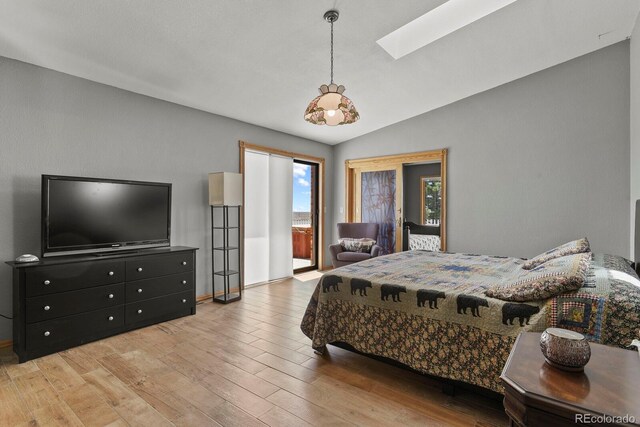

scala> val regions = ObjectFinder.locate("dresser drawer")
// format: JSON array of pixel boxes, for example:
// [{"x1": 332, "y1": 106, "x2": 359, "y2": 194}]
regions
[
  {"x1": 125, "y1": 290, "x2": 194, "y2": 326},
  {"x1": 26, "y1": 283, "x2": 124, "y2": 324},
  {"x1": 26, "y1": 306, "x2": 124, "y2": 350},
  {"x1": 125, "y1": 252, "x2": 193, "y2": 280},
  {"x1": 25, "y1": 260, "x2": 125, "y2": 297},
  {"x1": 126, "y1": 272, "x2": 193, "y2": 303}
]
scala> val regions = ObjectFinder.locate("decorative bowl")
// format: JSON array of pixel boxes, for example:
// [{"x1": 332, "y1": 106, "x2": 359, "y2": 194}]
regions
[{"x1": 540, "y1": 328, "x2": 591, "y2": 372}]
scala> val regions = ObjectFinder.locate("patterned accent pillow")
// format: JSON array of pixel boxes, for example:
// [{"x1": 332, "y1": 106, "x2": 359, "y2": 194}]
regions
[
  {"x1": 522, "y1": 238, "x2": 590, "y2": 270},
  {"x1": 339, "y1": 238, "x2": 376, "y2": 253},
  {"x1": 593, "y1": 253, "x2": 639, "y2": 279},
  {"x1": 486, "y1": 252, "x2": 591, "y2": 302}
]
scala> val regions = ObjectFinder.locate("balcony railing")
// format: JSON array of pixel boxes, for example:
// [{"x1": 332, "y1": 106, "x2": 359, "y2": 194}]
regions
[{"x1": 293, "y1": 212, "x2": 311, "y2": 227}]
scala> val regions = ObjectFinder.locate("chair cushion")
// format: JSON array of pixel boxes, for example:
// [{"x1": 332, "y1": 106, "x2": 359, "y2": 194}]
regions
[
  {"x1": 522, "y1": 238, "x2": 590, "y2": 270},
  {"x1": 336, "y1": 252, "x2": 372, "y2": 262},
  {"x1": 339, "y1": 238, "x2": 376, "y2": 253}
]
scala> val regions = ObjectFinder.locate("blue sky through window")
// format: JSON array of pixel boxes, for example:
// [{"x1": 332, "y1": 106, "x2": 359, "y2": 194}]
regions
[{"x1": 293, "y1": 163, "x2": 311, "y2": 212}]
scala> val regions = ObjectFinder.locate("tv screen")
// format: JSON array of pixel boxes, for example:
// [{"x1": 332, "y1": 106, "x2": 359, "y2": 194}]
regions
[{"x1": 42, "y1": 175, "x2": 171, "y2": 257}]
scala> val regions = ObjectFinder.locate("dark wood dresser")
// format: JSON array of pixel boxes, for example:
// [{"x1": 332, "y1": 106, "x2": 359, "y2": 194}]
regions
[
  {"x1": 6, "y1": 246, "x2": 197, "y2": 362},
  {"x1": 501, "y1": 332, "x2": 640, "y2": 427}
]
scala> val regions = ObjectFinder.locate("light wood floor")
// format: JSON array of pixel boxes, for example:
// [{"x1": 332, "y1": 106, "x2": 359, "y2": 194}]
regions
[{"x1": 0, "y1": 277, "x2": 508, "y2": 427}]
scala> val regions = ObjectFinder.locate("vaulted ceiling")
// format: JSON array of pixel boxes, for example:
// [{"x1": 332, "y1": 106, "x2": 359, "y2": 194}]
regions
[{"x1": 0, "y1": 0, "x2": 638, "y2": 144}]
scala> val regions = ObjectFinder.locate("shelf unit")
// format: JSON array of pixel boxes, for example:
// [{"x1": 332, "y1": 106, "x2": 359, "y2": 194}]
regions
[{"x1": 211, "y1": 205, "x2": 241, "y2": 303}]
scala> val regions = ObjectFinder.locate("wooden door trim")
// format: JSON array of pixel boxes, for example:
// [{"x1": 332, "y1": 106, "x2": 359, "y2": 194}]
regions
[
  {"x1": 441, "y1": 151, "x2": 448, "y2": 251},
  {"x1": 345, "y1": 148, "x2": 448, "y2": 251},
  {"x1": 345, "y1": 150, "x2": 445, "y2": 170},
  {"x1": 239, "y1": 141, "x2": 327, "y2": 274}
]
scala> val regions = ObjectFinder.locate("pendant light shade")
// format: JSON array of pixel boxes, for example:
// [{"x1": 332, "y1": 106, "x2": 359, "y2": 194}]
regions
[
  {"x1": 304, "y1": 10, "x2": 359, "y2": 126},
  {"x1": 304, "y1": 83, "x2": 359, "y2": 126}
]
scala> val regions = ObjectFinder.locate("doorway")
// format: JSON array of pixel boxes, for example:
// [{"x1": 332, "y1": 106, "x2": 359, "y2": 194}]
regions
[
  {"x1": 345, "y1": 149, "x2": 447, "y2": 253},
  {"x1": 292, "y1": 160, "x2": 319, "y2": 273},
  {"x1": 239, "y1": 141, "x2": 326, "y2": 288}
]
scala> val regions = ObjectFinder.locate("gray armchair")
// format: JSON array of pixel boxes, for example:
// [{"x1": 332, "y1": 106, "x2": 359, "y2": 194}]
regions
[{"x1": 330, "y1": 223, "x2": 382, "y2": 268}]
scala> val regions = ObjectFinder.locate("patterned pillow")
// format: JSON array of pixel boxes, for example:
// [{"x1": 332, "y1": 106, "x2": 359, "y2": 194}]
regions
[
  {"x1": 592, "y1": 253, "x2": 638, "y2": 279},
  {"x1": 339, "y1": 238, "x2": 376, "y2": 253},
  {"x1": 522, "y1": 238, "x2": 590, "y2": 270},
  {"x1": 486, "y1": 252, "x2": 591, "y2": 302}
]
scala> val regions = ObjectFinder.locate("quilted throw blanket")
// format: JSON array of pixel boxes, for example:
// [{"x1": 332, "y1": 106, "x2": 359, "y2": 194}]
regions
[{"x1": 300, "y1": 251, "x2": 640, "y2": 392}]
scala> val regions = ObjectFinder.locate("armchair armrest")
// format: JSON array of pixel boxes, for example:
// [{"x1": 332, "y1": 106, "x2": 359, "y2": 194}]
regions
[
  {"x1": 371, "y1": 245, "x2": 382, "y2": 258},
  {"x1": 329, "y1": 243, "x2": 344, "y2": 259}
]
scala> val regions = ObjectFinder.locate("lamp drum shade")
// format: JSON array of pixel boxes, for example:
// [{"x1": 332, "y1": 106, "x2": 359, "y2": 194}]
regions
[{"x1": 208, "y1": 172, "x2": 243, "y2": 206}]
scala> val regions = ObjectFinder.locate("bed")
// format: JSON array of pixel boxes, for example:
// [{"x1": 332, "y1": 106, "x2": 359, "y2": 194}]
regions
[
  {"x1": 402, "y1": 221, "x2": 441, "y2": 252},
  {"x1": 300, "y1": 250, "x2": 640, "y2": 393}
]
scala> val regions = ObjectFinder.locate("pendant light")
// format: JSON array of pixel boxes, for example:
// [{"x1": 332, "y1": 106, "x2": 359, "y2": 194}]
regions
[{"x1": 304, "y1": 10, "x2": 359, "y2": 126}]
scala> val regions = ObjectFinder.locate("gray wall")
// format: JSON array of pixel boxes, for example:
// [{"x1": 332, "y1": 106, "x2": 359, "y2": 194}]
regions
[
  {"x1": 631, "y1": 15, "x2": 640, "y2": 259},
  {"x1": 403, "y1": 163, "x2": 441, "y2": 224},
  {"x1": 0, "y1": 57, "x2": 334, "y2": 341},
  {"x1": 334, "y1": 41, "x2": 630, "y2": 260}
]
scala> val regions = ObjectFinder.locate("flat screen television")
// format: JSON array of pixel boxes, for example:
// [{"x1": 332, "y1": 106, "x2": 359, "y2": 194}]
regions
[{"x1": 42, "y1": 175, "x2": 171, "y2": 257}]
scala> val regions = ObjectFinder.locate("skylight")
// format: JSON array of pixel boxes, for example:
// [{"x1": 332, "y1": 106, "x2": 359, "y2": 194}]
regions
[{"x1": 377, "y1": 0, "x2": 518, "y2": 60}]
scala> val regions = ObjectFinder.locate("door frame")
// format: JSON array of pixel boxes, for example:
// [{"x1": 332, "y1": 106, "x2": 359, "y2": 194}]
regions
[
  {"x1": 292, "y1": 158, "x2": 319, "y2": 274},
  {"x1": 239, "y1": 141, "x2": 327, "y2": 287},
  {"x1": 345, "y1": 149, "x2": 448, "y2": 251}
]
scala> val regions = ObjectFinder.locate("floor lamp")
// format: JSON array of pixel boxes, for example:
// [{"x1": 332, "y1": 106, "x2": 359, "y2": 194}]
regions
[{"x1": 209, "y1": 172, "x2": 243, "y2": 303}]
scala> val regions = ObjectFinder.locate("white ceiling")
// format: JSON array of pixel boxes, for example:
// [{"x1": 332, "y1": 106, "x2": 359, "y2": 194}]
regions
[{"x1": 0, "y1": 0, "x2": 639, "y2": 145}]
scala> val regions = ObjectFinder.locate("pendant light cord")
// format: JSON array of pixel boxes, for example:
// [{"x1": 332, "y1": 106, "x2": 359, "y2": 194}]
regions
[{"x1": 330, "y1": 19, "x2": 334, "y2": 84}]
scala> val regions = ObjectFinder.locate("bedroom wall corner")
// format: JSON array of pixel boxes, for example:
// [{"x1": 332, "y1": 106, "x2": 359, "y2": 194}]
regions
[{"x1": 630, "y1": 11, "x2": 640, "y2": 260}]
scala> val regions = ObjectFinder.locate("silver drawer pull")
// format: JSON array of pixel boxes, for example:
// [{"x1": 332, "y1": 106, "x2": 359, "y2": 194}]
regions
[
  {"x1": 108, "y1": 271, "x2": 114, "y2": 276},
  {"x1": 43, "y1": 280, "x2": 51, "y2": 285},
  {"x1": 182, "y1": 299, "x2": 187, "y2": 303},
  {"x1": 137, "y1": 309, "x2": 142, "y2": 314},
  {"x1": 137, "y1": 288, "x2": 143, "y2": 293},
  {"x1": 181, "y1": 261, "x2": 187, "y2": 266},
  {"x1": 44, "y1": 305, "x2": 50, "y2": 311},
  {"x1": 44, "y1": 331, "x2": 50, "y2": 337},
  {"x1": 182, "y1": 280, "x2": 187, "y2": 285},
  {"x1": 137, "y1": 267, "x2": 143, "y2": 272},
  {"x1": 108, "y1": 316, "x2": 114, "y2": 321},
  {"x1": 108, "y1": 294, "x2": 114, "y2": 299}
]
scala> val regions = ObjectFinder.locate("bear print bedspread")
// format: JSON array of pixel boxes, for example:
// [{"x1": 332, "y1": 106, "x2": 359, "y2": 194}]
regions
[{"x1": 300, "y1": 251, "x2": 640, "y2": 392}]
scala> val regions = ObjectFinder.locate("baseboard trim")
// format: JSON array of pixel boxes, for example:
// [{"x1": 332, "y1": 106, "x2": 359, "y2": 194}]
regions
[
  {"x1": 199, "y1": 290, "x2": 243, "y2": 300},
  {"x1": 0, "y1": 339, "x2": 12, "y2": 349},
  {"x1": 196, "y1": 293, "x2": 213, "y2": 303}
]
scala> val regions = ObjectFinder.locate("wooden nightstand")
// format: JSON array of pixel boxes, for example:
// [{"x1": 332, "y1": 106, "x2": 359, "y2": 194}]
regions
[{"x1": 501, "y1": 332, "x2": 640, "y2": 427}]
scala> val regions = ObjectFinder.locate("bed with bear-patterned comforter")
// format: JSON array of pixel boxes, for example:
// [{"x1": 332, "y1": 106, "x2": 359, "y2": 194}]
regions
[{"x1": 300, "y1": 251, "x2": 640, "y2": 393}]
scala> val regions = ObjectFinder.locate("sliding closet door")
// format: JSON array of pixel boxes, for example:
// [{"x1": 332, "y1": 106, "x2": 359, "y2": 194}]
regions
[
  {"x1": 244, "y1": 150, "x2": 293, "y2": 286},
  {"x1": 361, "y1": 169, "x2": 399, "y2": 255},
  {"x1": 268, "y1": 155, "x2": 293, "y2": 280},
  {"x1": 352, "y1": 165, "x2": 403, "y2": 254}
]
